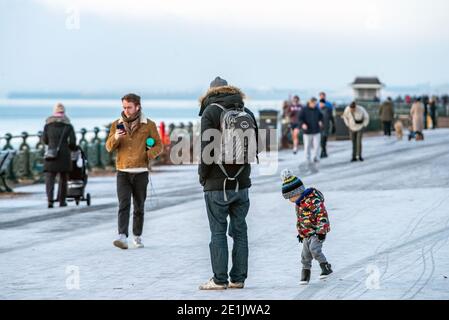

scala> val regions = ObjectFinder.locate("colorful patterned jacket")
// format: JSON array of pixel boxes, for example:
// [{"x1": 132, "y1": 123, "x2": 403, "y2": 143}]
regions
[{"x1": 295, "y1": 188, "x2": 331, "y2": 239}]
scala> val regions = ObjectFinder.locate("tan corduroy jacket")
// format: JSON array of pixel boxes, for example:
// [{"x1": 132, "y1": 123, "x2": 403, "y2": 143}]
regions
[{"x1": 105, "y1": 114, "x2": 163, "y2": 171}]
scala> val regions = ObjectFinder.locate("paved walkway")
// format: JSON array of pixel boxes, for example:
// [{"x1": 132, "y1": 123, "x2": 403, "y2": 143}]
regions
[{"x1": 1, "y1": 130, "x2": 449, "y2": 299}]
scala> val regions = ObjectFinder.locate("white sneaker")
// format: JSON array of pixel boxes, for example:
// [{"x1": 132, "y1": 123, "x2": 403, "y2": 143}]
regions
[
  {"x1": 113, "y1": 234, "x2": 128, "y2": 250},
  {"x1": 199, "y1": 278, "x2": 227, "y2": 290},
  {"x1": 133, "y1": 236, "x2": 144, "y2": 248}
]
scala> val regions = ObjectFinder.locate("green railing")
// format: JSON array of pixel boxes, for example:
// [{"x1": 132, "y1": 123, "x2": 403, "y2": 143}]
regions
[
  {"x1": 0, "y1": 121, "x2": 196, "y2": 191},
  {"x1": 336, "y1": 102, "x2": 448, "y2": 132}
]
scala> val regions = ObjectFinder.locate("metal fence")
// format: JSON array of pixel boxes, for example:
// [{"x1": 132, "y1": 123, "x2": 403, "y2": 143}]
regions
[{"x1": 0, "y1": 121, "x2": 196, "y2": 190}]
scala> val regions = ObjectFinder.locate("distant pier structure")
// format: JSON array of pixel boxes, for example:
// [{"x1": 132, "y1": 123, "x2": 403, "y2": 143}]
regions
[{"x1": 351, "y1": 77, "x2": 384, "y2": 102}]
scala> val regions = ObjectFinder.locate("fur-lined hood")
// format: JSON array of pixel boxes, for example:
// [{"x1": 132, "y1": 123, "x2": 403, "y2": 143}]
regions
[
  {"x1": 198, "y1": 85, "x2": 246, "y2": 116},
  {"x1": 46, "y1": 115, "x2": 71, "y2": 125}
]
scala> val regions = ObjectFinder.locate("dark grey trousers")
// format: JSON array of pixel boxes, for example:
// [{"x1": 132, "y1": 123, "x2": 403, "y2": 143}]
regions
[
  {"x1": 45, "y1": 172, "x2": 68, "y2": 205},
  {"x1": 204, "y1": 188, "x2": 250, "y2": 285},
  {"x1": 116, "y1": 171, "x2": 149, "y2": 237},
  {"x1": 350, "y1": 130, "x2": 363, "y2": 159},
  {"x1": 301, "y1": 235, "x2": 328, "y2": 270},
  {"x1": 383, "y1": 121, "x2": 392, "y2": 136}
]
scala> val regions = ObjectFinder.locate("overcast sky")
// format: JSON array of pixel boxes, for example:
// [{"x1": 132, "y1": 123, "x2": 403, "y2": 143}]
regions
[{"x1": 1, "y1": 0, "x2": 449, "y2": 96}]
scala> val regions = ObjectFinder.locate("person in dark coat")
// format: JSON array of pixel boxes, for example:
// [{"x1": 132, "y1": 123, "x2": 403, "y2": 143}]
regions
[
  {"x1": 319, "y1": 99, "x2": 335, "y2": 158},
  {"x1": 298, "y1": 98, "x2": 323, "y2": 164},
  {"x1": 287, "y1": 95, "x2": 303, "y2": 154},
  {"x1": 197, "y1": 76, "x2": 259, "y2": 290},
  {"x1": 42, "y1": 103, "x2": 77, "y2": 208},
  {"x1": 379, "y1": 97, "x2": 395, "y2": 137},
  {"x1": 429, "y1": 98, "x2": 437, "y2": 129},
  {"x1": 423, "y1": 95, "x2": 429, "y2": 129}
]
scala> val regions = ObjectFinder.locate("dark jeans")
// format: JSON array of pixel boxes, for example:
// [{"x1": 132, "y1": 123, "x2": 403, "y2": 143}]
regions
[
  {"x1": 424, "y1": 111, "x2": 428, "y2": 129},
  {"x1": 350, "y1": 130, "x2": 363, "y2": 159},
  {"x1": 117, "y1": 171, "x2": 149, "y2": 237},
  {"x1": 320, "y1": 135, "x2": 328, "y2": 155},
  {"x1": 382, "y1": 121, "x2": 392, "y2": 136},
  {"x1": 45, "y1": 172, "x2": 68, "y2": 205},
  {"x1": 204, "y1": 188, "x2": 250, "y2": 285},
  {"x1": 430, "y1": 112, "x2": 437, "y2": 129}
]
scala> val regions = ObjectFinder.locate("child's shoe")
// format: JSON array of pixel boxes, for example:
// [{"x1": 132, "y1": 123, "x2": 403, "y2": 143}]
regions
[
  {"x1": 300, "y1": 269, "x2": 311, "y2": 285},
  {"x1": 319, "y1": 262, "x2": 333, "y2": 279}
]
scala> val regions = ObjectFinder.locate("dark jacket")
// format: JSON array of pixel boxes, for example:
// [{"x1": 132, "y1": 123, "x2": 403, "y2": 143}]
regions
[
  {"x1": 319, "y1": 105, "x2": 335, "y2": 137},
  {"x1": 429, "y1": 101, "x2": 437, "y2": 116},
  {"x1": 198, "y1": 86, "x2": 258, "y2": 192},
  {"x1": 43, "y1": 116, "x2": 77, "y2": 173},
  {"x1": 379, "y1": 101, "x2": 394, "y2": 122},
  {"x1": 299, "y1": 106, "x2": 323, "y2": 135}
]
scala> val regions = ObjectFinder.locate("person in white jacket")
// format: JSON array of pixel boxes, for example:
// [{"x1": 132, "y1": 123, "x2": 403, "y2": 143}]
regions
[{"x1": 342, "y1": 102, "x2": 370, "y2": 162}]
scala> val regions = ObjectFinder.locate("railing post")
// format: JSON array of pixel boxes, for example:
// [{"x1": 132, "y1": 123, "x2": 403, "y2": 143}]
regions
[
  {"x1": 79, "y1": 128, "x2": 88, "y2": 151},
  {"x1": 101, "y1": 126, "x2": 113, "y2": 167},
  {"x1": 18, "y1": 132, "x2": 32, "y2": 179},
  {"x1": 2, "y1": 133, "x2": 14, "y2": 151},
  {"x1": 91, "y1": 127, "x2": 103, "y2": 169},
  {"x1": 35, "y1": 131, "x2": 44, "y2": 150}
]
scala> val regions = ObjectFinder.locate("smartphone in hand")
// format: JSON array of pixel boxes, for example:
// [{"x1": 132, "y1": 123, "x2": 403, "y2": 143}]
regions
[{"x1": 116, "y1": 123, "x2": 127, "y2": 136}]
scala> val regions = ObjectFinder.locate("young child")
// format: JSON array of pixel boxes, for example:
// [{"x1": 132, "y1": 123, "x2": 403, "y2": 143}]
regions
[{"x1": 281, "y1": 169, "x2": 333, "y2": 285}]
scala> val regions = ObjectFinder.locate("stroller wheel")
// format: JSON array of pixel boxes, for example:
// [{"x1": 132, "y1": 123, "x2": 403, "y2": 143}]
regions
[
  {"x1": 86, "y1": 193, "x2": 91, "y2": 206},
  {"x1": 75, "y1": 198, "x2": 80, "y2": 206}
]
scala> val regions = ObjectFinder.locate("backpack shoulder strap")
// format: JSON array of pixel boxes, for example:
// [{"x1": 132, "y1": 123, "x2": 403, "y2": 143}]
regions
[
  {"x1": 56, "y1": 125, "x2": 69, "y2": 152},
  {"x1": 217, "y1": 163, "x2": 246, "y2": 201},
  {"x1": 210, "y1": 103, "x2": 226, "y2": 111}
]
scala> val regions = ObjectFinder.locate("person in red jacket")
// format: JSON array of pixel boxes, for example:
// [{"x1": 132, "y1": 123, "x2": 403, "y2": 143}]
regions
[{"x1": 281, "y1": 169, "x2": 332, "y2": 285}]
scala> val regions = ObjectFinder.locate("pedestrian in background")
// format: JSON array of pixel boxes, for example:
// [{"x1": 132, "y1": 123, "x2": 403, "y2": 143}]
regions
[
  {"x1": 342, "y1": 102, "x2": 370, "y2": 162},
  {"x1": 379, "y1": 97, "x2": 395, "y2": 137},
  {"x1": 43, "y1": 103, "x2": 77, "y2": 208},
  {"x1": 299, "y1": 98, "x2": 323, "y2": 165}
]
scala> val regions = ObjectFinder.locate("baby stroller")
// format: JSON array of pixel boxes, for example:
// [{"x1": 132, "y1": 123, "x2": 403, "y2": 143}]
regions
[{"x1": 67, "y1": 147, "x2": 91, "y2": 206}]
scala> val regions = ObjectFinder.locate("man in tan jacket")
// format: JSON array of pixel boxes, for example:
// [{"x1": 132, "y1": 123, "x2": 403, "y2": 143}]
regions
[{"x1": 106, "y1": 93, "x2": 163, "y2": 249}]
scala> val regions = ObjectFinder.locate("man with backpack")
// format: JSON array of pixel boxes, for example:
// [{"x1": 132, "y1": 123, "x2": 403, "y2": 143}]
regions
[{"x1": 198, "y1": 77, "x2": 259, "y2": 290}]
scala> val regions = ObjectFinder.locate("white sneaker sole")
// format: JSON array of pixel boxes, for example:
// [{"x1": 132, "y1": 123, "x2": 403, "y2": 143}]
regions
[
  {"x1": 319, "y1": 273, "x2": 333, "y2": 280},
  {"x1": 113, "y1": 240, "x2": 128, "y2": 250},
  {"x1": 228, "y1": 285, "x2": 244, "y2": 289},
  {"x1": 134, "y1": 244, "x2": 144, "y2": 249},
  {"x1": 199, "y1": 286, "x2": 227, "y2": 291},
  {"x1": 300, "y1": 281, "x2": 309, "y2": 286}
]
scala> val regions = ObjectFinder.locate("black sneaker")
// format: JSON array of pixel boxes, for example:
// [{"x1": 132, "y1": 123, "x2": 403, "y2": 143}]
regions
[
  {"x1": 48, "y1": 202, "x2": 54, "y2": 209},
  {"x1": 359, "y1": 157, "x2": 364, "y2": 162},
  {"x1": 300, "y1": 269, "x2": 311, "y2": 285},
  {"x1": 319, "y1": 263, "x2": 333, "y2": 279},
  {"x1": 60, "y1": 202, "x2": 68, "y2": 207},
  {"x1": 351, "y1": 158, "x2": 357, "y2": 162}
]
